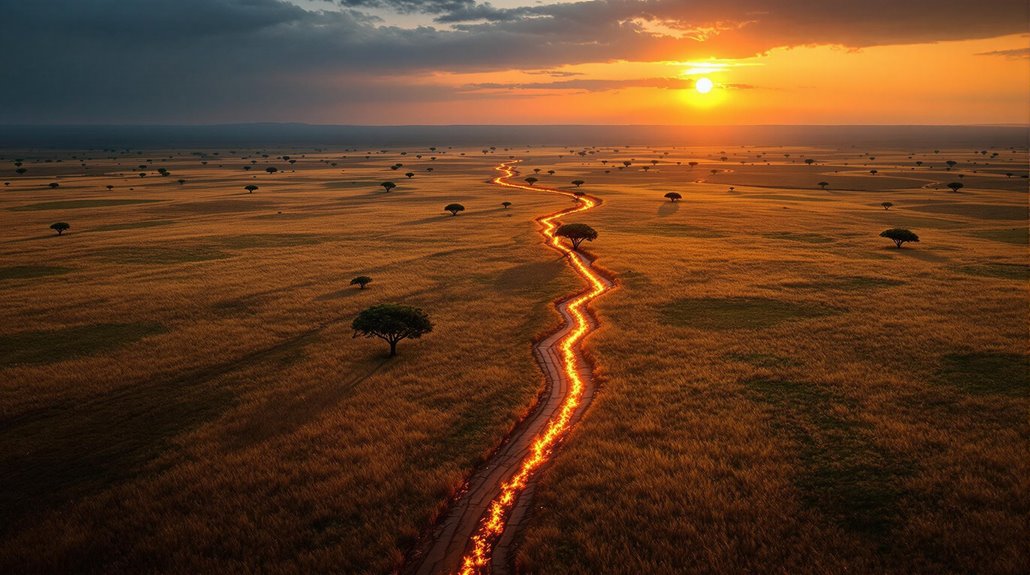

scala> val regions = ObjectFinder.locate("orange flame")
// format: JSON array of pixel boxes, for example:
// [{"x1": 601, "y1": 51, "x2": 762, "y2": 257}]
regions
[{"x1": 457, "y1": 162, "x2": 610, "y2": 575}]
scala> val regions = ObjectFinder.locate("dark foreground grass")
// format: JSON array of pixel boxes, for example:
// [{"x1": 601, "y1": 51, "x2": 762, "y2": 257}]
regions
[
  {"x1": 936, "y1": 352, "x2": 1030, "y2": 396},
  {"x1": 955, "y1": 263, "x2": 1030, "y2": 280},
  {"x1": 0, "y1": 322, "x2": 166, "y2": 366},
  {"x1": 744, "y1": 378, "x2": 910, "y2": 541},
  {"x1": 0, "y1": 265, "x2": 73, "y2": 282},
  {"x1": 970, "y1": 227, "x2": 1029, "y2": 246},
  {"x1": 10, "y1": 199, "x2": 164, "y2": 211},
  {"x1": 660, "y1": 296, "x2": 837, "y2": 330}
]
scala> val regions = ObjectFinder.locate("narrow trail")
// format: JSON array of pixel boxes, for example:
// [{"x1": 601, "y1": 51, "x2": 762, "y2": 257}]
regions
[{"x1": 404, "y1": 162, "x2": 614, "y2": 575}]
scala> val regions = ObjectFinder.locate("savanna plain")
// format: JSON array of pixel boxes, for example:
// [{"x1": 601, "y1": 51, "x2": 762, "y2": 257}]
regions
[{"x1": 0, "y1": 141, "x2": 1027, "y2": 575}]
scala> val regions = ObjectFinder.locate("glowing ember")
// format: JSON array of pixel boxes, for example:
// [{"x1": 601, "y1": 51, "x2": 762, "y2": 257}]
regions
[{"x1": 457, "y1": 162, "x2": 610, "y2": 574}]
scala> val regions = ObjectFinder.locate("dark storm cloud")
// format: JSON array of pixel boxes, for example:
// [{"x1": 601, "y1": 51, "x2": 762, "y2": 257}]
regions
[{"x1": 0, "y1": 0, "x2": 1025, "y2": 122}]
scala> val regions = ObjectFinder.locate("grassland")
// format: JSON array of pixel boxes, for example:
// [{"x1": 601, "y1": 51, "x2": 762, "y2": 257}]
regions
[{"x1": 0, "y1": 144, "x2": 1027, "y2": 574}]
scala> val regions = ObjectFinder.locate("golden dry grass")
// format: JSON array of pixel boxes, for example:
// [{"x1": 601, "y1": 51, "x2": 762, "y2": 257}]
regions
[
  {"x1": 1, "y1": 144, "x2": 1027, "y2": 574},
  {"x1": 0, "y1": 149, "x2": 578, "y2": 573},
  {"x1": 513, "y1": 146, "x2": 1029, "y2": 575}
]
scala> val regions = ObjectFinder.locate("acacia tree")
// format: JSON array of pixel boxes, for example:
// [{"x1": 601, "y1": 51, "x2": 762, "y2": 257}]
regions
[
  {"x1": 352, "y1": 303, "x2": 433, "y2": 357},
  {"x1": 245, "y1": 185, "x2": 258, "y2": 193},
  {"x1": 664, "y1": 192, "x2": 682, "y2": 202},
  {"x1": 50, "y1": 222, "x2": 70, "y2": 235},
  {"x1": 946, "y1": 182, "x2": 964, "y2": 193},
  {"x1": 405, "y1": 172, "x2": 414, "y2": 179},
  {"x1": 350, "y1": 276, "x2": 372, "y2": 289},
  {"x1": 444, "y1": 203, "x2": 465, "y2": 216},
  {"x1": 524, "y1": 176, "x2": 538, "y2": 186},
  {"x1": 265, "y1": 167, "x2": 278, "y2": 174},
  {"x1": 381, "y1": 181, "x2": 396, "y2": 192},
  {"x1": 501, "y1": 201, "x2": 512, "y2": 209},
  {"x1": 556, "y1": 223, "x2": 598, "y2": 250},
  {"x1": 818, "y1": 181, "x2": 829, "y2": 190},
  {"x1": 571, "y1": 180, "x2": 585, "y2": 187},
  {"x1": 881, "y1": 201, "x2": 893, "y2": 210},
  {"x1": 880, "y1": 228, "x2": 919, "y2": 248}
]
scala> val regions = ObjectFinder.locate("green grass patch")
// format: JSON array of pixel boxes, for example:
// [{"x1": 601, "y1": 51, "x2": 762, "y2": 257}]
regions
[
  {"x1": 777, "y1": 276, "x2": 905, "y2": 291},
  {"x1": 746, "y1": 193, "x2": 836, "y2": 202},
  {"x1": 937, "y1": 352, "x2": 1029, "y2": 396},
  {"x1": 0, "y1": 322, "x2": 166, "y2": 366},
  {"x1": 970, "y1": 227, "x2": 1028, "y2": 246},
  {"x1": 0, "y1": 265, "x2": 73, "y2": 281},
  {"x1": 955, "y1": 263, "x2": 1029, "y2": 281},
  {"x1": 494, "y1": 259, "x2": 567, "y2": 295},
  {"x1": 212, "y1": 233, "x2": 326, "y2": 250},
  {"x1": 660, "y1": 297, "x2": 836, "y2": 330},
  {"x1": 764, "y1": 232, "x2": 836, "y2": 244},
  {"x1": 93, "y1": 246, "x2": 230, "y2": 265},
  {"x1": 92, "y1": 220, "x2": 175, "y2": 232},
  {"x1": 724, "y1": 353, "x2": 800, "y2": 368},
  {"x1": 644, "y1": 224, "x2": 727, "y2": 238},
  {"x1": 743, "y1": 378, "x2": 908, "y2": 540},
  {"x1": 10, "y1": 199, "x2": 163, "y2": 211},
  {"x1": 907, "y1": 203, "x2": 1027, "y2": 221}
]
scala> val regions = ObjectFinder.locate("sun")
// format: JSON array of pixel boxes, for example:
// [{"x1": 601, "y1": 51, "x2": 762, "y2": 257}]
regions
[{"x1": 695, "y1": 77, "x2": 714, "y2": 94}]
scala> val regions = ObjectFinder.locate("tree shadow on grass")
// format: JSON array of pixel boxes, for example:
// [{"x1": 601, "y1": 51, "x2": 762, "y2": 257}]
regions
[{"x1": 657, "y1": 200, "x2": 680, "y2": 217}]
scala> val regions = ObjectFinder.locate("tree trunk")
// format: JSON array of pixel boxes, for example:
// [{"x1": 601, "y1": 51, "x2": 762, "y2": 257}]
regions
[{"x1": 389, "y1": 340, "x2": 398, "y2": 357}]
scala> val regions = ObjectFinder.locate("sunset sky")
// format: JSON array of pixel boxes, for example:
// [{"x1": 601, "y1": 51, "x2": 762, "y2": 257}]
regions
[{"x1": 3, "y1": 0, "x2": 1028, "y2": 125}]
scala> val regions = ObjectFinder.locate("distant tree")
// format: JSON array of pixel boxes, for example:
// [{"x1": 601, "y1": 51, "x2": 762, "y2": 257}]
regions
[
  {"x1": 352, "y1": 303, "x2": 433, "y2": 357},
  {"x1": 177, "y1": 179, "x2": 186, "y2": 185},
  {"x1": 381, "y1": 181, "x2": 396, "y2": 192},
  {"x1": 804, "y1": 158, "x2": 815, "y2": 165},
  {"x1": 946, "y1": 182, "x2": 964, "y2": 193},
  {"x1": 880, "y1": 228, "x2": 919, "y2": 248},
  {"x1": 1005, "y1": 172, "x2": 1013, "y2": 178},
  {"x1": 405, "y1": 172, "x2": 415, "y2": 179},
  {"x1": 524, "y1": 177, "x2": 538, "y2": 186},
  {"x1": 571, "y1": 179, "x2": 585, "y2": 187},
  {"x1": 501, "y1": 201, "x2": 512, "y2": 209},
  {"x1": 50, "y1": 222, "x2": 70, "y2": 235},
  {"x1": 881, "y1": 201, "x2": 893, "y2": 210},
  {"x1": 817, "y1": 181, "x2": 829, "y2": 190},
  {"x1": 547, "y1": 170, "x2": 555, "y2": 175},
  {"x1": 245, "y1": 185, "x2": 258, "y2": 193},
  {"x1": 444, "y1": 203, "x2": 465, "y2": 216},
  {"x1": 710, "y1": 169, "x2": 719, "y2": 175},
  {"x1": 106, "y1": 185, "x2": 114, "y2": 190},
  {"x1": 664, "y1": 192, "x2": 682, "y2": 202},
  {"x1": 869, "y1": 169, "x2": 878, "y2": 175},
  {"x1": 15, "y1": 168, "x2": 27, "y2": 175},
  {"x1": 688, "y1": 161, "x2": 698, "y2": 168},
  {"x1": 945, "y1": 160, "x2": 957, "y2": 170},
  {"x1": 48, "y1": 182, "x2": 59, "y2": 189},
  {"x1": 265, "y1": 167, "x2": 278, "y2": 174},
  {"x1": 556, "y1": 223, "x2": 598, "y2": 250},
  {"x1": 350, "y1": 276, "x2": 372, "y2": 290},
  {"x1": 622, "y1": 161, "x2": 632, "y2": 168}
]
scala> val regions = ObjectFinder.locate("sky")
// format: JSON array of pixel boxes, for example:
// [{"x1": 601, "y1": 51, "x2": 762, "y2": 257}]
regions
[{"x1": 1, "y1": 0, "x2": 1028, "y2": 125}]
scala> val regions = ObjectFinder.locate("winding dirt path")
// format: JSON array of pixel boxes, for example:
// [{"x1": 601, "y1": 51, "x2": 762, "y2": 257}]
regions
[{"x1": 404, "y1": 162, "x2": 614, "y2": 575}]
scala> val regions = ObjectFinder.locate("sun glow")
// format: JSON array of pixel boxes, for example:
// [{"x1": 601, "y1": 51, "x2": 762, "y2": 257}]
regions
[{"x1": 695, "y1": 77, "x2": 714, "y2": 94}]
